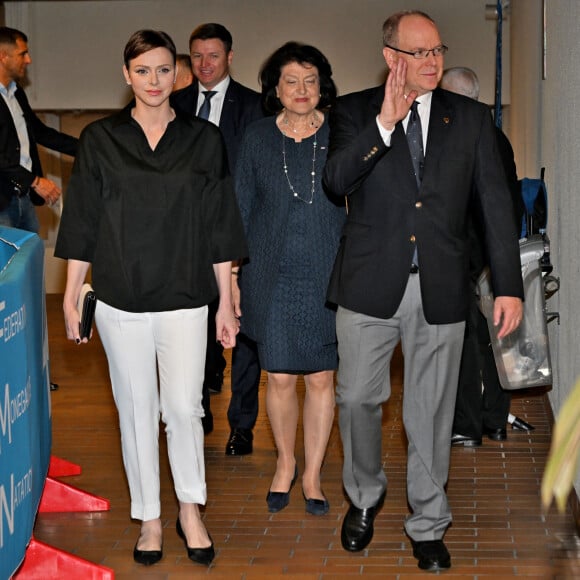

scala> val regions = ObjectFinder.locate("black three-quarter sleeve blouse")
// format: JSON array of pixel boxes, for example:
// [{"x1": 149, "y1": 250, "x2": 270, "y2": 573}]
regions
[{"x1": 55, "y1": 106, "x2": 248, "y2": 313}]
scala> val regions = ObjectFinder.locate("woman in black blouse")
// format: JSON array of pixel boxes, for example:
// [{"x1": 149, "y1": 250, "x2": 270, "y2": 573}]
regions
[{"x1": 55, "y1": 30, "x2": 246, "y2": 567}]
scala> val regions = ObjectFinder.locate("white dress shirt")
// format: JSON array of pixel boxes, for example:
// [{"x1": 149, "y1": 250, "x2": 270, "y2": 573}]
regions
[{"x1": 196, "y1": 76, "x2": 231, "y2": 126}]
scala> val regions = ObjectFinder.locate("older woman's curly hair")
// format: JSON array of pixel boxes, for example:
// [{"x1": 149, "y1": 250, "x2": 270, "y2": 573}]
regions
[{"x1": 260, "y1": 41, "x2": 337, "y2": 114}]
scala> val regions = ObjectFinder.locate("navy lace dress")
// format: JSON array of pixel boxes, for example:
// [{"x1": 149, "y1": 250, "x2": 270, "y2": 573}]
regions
[{"x1": 235, "y1": 117, "x2": 345, "y2": 373}]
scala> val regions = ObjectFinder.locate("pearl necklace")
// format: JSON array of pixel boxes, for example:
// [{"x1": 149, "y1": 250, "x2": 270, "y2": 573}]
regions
[
  {"x1": 282, "y1": 110, "x2": 320, "y2": 135},
  {"x1": 282, "y1": 131, "x2": 318, "y2": 205}
]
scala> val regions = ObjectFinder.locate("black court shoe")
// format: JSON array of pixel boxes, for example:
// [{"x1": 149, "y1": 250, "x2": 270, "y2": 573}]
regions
[
  {"x1": 176, "y1": 517, "x2": 215, "y2": 566},
  {"x1": 133, "y1": 542, "x2": 162, "y2": 566},
  {"x1": 266, "y1": 465, "x2": 298, "y2": 513}
]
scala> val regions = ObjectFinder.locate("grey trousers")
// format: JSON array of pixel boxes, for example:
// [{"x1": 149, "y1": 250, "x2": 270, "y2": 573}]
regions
[{"x1": 336, "y1": 273, "x2": 465, "y2": 541}]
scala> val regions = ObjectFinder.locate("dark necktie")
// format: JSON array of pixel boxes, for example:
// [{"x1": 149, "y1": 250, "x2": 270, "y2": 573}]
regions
[
  {"x1": 406, "y1": 101, "x2": 424, "y2": 268},
  {"x1": 197, "y1": 90, "x2": 216, "y2": 120},
  {"x1": 406, "y1": 101, "x2": 424, "y2": 188}
]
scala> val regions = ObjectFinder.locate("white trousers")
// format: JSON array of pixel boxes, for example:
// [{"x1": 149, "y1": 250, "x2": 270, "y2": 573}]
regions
[{"x1": 95, "y1": 300, "x2": 208, "y2": 521}]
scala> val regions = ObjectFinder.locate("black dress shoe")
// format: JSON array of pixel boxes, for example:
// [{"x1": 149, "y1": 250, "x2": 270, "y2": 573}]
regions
[
  {"x1": 176, "y1": 518, "x2": 215, "y2": 565},
  {"x1": 340, "y1": 492, "x2": 385, "y2": 552},
  {"x1": 410, "y1": 539, "x2": 451, "y2": 571},
  {"x1": 225, "y1": 428, "x2": 253, "y2": 456},
  {"x1": 451, "y1": 432, "x2": 482, "y2": 447},
  {"x1": 133, "y1": 543, "x2": 163, "y2": 566},
  {"x1": 484, "y1": 427, "x2": 507, "y2": 441},
  {"x1": 266, "y1": 465, "x2": 298, "y2": 513},
  {"x1": 511, "y1": 416, "x2": 535, "y2": 431}
]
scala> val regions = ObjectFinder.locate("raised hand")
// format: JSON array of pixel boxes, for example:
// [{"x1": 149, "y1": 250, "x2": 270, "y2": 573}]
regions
[{"x1": 378, "y1": 58, "x2": 418, "y2": 131}]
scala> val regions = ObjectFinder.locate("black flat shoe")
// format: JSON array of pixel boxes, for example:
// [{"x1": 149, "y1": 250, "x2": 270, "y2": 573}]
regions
[
  {"x1": 176, "y1": 517, "x2": 215, "y2": 565},
  {"x1": 341, "y1": 492, "x2": 385, "y2": 552},
  {"x1": 303, "y1": 493, "x2": 330, "y2": 516},
  {"x1": 266, "y1": 465, "x2": 298, "y2": 513},
  {"x1": 133, "y1": 543, "x2": 163, "y2": 566},
  {"x1": 410, "y1": 538, "x2": 451, "y2": 571}
]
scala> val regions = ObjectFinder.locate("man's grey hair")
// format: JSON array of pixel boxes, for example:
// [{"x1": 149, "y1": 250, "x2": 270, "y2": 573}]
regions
[{"x1": 440, "y1": 67, "x2": 480, "y2": 101}]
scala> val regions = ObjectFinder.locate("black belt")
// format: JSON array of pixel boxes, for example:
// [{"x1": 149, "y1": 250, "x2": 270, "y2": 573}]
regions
[{"x1": 410, "y1": 264, "x2": 419, "y2": 273}]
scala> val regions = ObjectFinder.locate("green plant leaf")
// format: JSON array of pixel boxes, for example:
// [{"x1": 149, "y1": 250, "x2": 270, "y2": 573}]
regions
[{"x1": 541, "y1": 376, "x2": 580, "y2": 512}]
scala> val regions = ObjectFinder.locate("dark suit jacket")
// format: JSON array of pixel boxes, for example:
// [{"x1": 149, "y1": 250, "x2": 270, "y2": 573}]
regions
[
  {"x1": 468, "y1": 127, "x2": 525, "y2": 281},
  {"x1": 0, "y1": 84, "x2": 78, "y2": 211},
  {"x1": 170, "y1": 78, "x2": 263, "y2": 173},
  {"x1": 323, "y1": 86, "x2": 524, "y2": 325}
]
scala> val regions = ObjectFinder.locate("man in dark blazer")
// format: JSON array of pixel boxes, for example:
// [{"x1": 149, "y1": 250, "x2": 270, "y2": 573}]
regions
[
  {"x1": 323, "y1": 11, "x2": 523, "y2": 572},
  {"x1": 0, "y1": 27, "x2": 77, "y2": 232},
  {"x1": 171, "y1": 23, "x2": 263, "y2": 447}
]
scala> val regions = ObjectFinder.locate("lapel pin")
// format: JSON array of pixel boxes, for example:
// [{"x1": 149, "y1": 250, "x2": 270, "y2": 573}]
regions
[{"x1": 443, "y1": 117, "x2": 450, "y2": 124}]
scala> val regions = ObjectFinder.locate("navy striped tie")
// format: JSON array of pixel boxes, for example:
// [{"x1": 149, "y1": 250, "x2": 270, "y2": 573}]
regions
[
  {"x1": 198, "y1": 90, "x2": 216, "y2": 120},
  {"x1": 406, "y1": 101, "x2": 424, "y2": 187}
]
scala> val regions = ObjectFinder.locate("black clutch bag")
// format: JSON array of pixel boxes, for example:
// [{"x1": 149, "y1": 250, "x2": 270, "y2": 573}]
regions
[{"x1": 77, "y1": 283, "x2": 96, "y2": 340}]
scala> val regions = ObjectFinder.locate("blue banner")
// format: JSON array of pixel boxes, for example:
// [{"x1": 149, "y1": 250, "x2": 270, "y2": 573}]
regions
[{"x1": 0, "y1": 226, "x2": 51, "y2": 580}]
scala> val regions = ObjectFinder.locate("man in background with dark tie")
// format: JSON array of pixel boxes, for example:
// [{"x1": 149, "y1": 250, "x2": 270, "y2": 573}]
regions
[
  {"x1": 171, "y1": 23, "x2": 263, "y2": 445},
  {"x1": 323, "y1": 10, "x2": 523, "y2": 571}
]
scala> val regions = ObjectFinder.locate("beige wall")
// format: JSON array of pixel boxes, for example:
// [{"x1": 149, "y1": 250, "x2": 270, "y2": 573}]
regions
[{"x1": 9, "y1": 0, "x2": 509, "y2": 108}]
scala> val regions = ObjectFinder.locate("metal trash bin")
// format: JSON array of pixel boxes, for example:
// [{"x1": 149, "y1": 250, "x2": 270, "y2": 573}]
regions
[{"x1": 477, "y1": 234, "x2": 552, "y2": 390}]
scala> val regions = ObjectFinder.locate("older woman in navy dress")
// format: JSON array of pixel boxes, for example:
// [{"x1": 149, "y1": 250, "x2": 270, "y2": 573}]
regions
[{"x1": 233, "y1": 42, "x2": 344, "y2": 515}]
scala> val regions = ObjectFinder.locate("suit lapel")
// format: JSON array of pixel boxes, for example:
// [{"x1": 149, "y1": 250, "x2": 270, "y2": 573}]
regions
[
  {"x1": 0, "y1": 93, "x2": 14, "y2": 143},
  {"x1": 219, "y1": 80, "x2": 237, "y2": 131},
  {"x1": 14, "y1": 87, "x2": 36, "y2": 148},
  {"x1": 369, "y1": 86, "x2": 384, "y2": 116},
  {"x1": 424, "y1": 89, "x2": 454, "y2": 176},
  {"x1": 191, "y1": 84, "x2": 200, "y2": 103}
]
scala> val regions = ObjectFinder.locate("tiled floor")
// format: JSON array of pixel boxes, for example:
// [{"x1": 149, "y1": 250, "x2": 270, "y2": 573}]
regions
[{"x1": 30, "y1": 294, "x2": 580, "y2": 578}]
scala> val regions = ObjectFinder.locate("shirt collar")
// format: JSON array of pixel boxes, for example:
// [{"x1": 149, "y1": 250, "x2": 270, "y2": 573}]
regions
[
  {"x1": 197, "y1": 75, "x2": 230, "y2": 96},
  {"x1": 408, "y1": 91, "x2": 432, "y2": 115},
  {"x1": 0, "y1": 80, "x2": 18, "y2": 98},
  {"x1": 111, "y1": 103, "x2": 135, "y2": 128},
  {"x1": 415, "y1": 91, "x2": 432, "y2": 106},
  {"x1": 111, "y1": 102, "x2": 184, "y2": 130}
]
